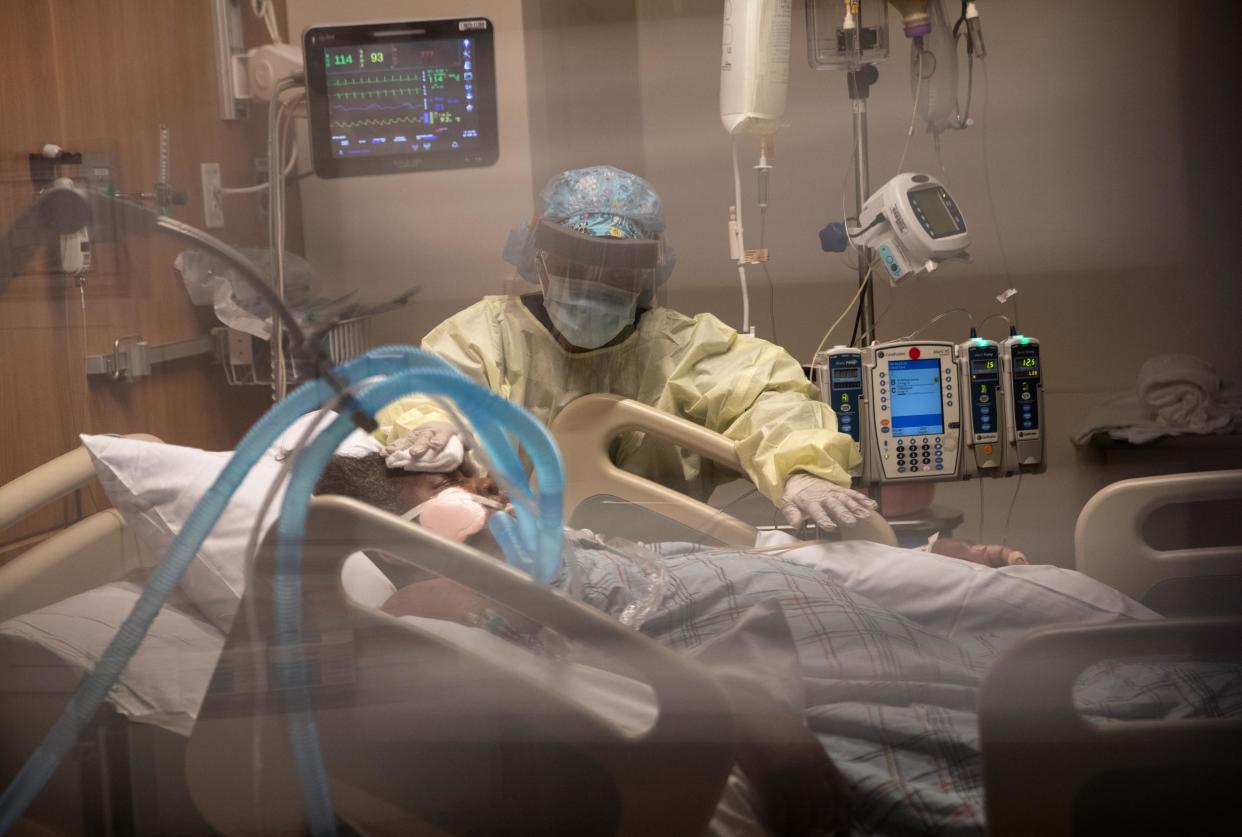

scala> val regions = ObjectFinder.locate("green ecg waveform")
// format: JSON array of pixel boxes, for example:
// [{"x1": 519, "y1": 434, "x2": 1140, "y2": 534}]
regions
[
  {"x1": 330, "y1": 73, "x2": 423, "y2": 87},
  {"x1": 332, "y1": 87, "x2": 428, "y2": 100}
]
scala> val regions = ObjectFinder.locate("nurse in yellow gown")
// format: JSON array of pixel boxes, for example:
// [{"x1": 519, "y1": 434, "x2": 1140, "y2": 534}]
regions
[{"x1": 377, "y1": 166, "x2": 875, "y2": 530}]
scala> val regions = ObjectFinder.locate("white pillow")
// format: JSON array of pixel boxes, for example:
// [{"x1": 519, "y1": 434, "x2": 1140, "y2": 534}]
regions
[
  {"x1": 83, "y1": 435, "x2": 283, "y2": 632},
  {"x1": 269, "y1": 410, "x2": 383, "y2": 460},
  {"x1": 81, "y1": 413, "x2": 386, "y2": 632}
]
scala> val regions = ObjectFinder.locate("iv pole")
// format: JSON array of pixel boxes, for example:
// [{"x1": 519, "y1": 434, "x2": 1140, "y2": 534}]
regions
[{"x1": 846, "y1": 64, "x2": 880, "y2": 344}]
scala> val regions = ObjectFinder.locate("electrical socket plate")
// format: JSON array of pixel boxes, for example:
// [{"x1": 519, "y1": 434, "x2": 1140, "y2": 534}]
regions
[{"x1": 201, "y1": 162, "x2": 225, "y2": 228}]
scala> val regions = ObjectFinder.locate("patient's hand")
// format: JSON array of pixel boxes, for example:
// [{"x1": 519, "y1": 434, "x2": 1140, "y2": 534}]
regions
[
  {"x1": 930, "y1": 537, "x2": 1028, "y2": 567},
  {"x1": 718, "y1": 675, "x2": 851, "y2": 837}
]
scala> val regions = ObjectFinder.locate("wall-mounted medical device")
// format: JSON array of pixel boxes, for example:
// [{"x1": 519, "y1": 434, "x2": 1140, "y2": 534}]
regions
[
  {"x1": 40, "y1": 177, "x2": 92, "y2": 275},
  {"x1": 1001, "y1": 332, "x2": 1045, "y2": 472},
  {"x1": 851, "y1": 173, "x2": 969, "y2": 282},
  {"x1": 957, "y1": 335, "x2": 1003, "y2": 474},
  {"x1": 860, "y1": 341, "x2": 962, "y2": 483},
  {"x1": 814, "y1": 346, "x2": 864, "y2": 444},
  {"x1": 304, "y1": 17, "x2": 498, "y2": 178}
]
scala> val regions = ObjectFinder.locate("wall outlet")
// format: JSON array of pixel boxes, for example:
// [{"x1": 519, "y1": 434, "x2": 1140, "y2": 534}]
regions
[{"x1": 201, "y1": 162, "x2": 225, "y2": 228}]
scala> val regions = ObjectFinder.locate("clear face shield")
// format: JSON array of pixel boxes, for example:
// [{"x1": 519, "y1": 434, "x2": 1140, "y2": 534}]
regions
[{"x1": 531, "y1": 220, "x2": 664, "y2": 349}]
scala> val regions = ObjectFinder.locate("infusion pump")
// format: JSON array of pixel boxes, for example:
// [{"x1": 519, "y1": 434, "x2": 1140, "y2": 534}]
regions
[
  {"x1": 860, "y1": 342, "x2": 961, "y2": 482},
  {"x1": 814, "y1": 335, "x2": 1045, "y2": 485}
]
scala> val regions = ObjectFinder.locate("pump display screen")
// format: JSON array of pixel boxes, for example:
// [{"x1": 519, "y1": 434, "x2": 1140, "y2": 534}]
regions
[
  {"x1": 1014, "y1": 353, "x2": 1040, "y2": 377},
  {"x1": 908, "y1": 186, "x2": 964, "y2": 239},
  {"x1": 888, "y1": 358, "x2": 945, "y2": 437},
  {"x1": 305, "y1": 19, "x2": 498, "y2": 178},
  {"x1": 971, "y1": 358, "x2": 998, "y2": 374},
  {"x1": 833, "y1": 368, "x2": 861, "y2": 382}
]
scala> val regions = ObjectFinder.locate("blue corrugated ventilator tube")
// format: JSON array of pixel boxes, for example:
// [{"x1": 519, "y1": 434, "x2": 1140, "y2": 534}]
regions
[
  {"x1": 0, "y1": 345, "x2": 566, "y2": 837},
  {"x1": 274, "y1": 363, "x2": 565, "y2": 835}
]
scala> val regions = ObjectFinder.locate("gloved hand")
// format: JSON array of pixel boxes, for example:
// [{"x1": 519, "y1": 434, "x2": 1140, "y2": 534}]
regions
[
  {"x1": 382, "y1": 422, "x2": 477, "y2": 475},
  {"x1": 780, "y1": 473, "x2": 878, "y2": 530}
]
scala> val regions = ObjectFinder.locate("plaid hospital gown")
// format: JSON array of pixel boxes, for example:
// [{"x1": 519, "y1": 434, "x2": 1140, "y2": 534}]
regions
[{"x1": 565, "y1": 540, "x2": 1242, "y2": 836}]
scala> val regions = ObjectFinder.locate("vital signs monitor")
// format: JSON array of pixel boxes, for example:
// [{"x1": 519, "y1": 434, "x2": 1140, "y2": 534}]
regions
[
  {"x1": 852, "y1": 173, "x2": 969, "y2": 282},
  {"x1": 304, "y1": 18, "x2": 499, "y2": 178}
]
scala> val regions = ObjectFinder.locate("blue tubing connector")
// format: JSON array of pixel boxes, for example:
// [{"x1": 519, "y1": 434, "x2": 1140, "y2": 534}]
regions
[
  {"x1": 0, "y1": 345, "x2": 457, "y2": 835},
  {"x1": 271, "y1": 365, "x2": 564, "y2": 836}
]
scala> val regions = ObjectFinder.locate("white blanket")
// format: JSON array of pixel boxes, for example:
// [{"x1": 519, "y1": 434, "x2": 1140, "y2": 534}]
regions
[{"x1": 756, "y1": 531, "x2": 1158, "y2": 654}]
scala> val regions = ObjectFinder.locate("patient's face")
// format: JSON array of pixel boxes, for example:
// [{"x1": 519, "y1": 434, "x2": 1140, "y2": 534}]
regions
[
  {"x1": 394, "y1": 468, "x2": 507, "y2": 557},
  {"x1": 395, "y1": 467, "x2": 506, "y2": 511}
]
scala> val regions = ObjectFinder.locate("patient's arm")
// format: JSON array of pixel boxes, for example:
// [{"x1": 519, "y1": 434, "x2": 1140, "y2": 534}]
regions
[{"x1": 930, "y1": 537, "x2": 1028, "y2": 567}]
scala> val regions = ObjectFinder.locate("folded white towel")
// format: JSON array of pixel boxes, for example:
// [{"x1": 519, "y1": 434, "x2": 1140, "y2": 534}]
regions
[
  {"x1": 1137, "y1": 354, "x2": 1235, "y2": 431},
  {"x1": 1074, "y1": 354, "x2": 1242, "y2": 445}
]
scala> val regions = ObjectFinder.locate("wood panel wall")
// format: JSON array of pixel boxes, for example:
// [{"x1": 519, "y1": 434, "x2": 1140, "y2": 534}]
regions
[{"x1": 0, "y1": 0, "x2": 300, "y2": 561}]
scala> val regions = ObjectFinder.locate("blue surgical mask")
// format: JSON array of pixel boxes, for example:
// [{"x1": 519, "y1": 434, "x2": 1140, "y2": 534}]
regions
[{"x1": 540, "y1": 272, "x2": 639, "y2": 350}]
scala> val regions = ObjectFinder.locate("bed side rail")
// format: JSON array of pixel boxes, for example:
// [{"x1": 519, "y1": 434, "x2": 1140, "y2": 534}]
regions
[
  {"x1": 1075, "y1": 469, "x2": 1242, "y2": 603},
  {"x1": 187, "y1": 496, "x2": 737, "y2": 837},
  {"x1": 0, "y1": 510, "x2": 140, "y2": 621},
  {"x1": 0, "y1": 434, "x2": 162, "y2": 531},
  {"x1": 980, "y1": 617, "x2": 1242, "y2": 836},
  {"x1": 552, "y1": 393, "x2": 896, "y2": 547}
]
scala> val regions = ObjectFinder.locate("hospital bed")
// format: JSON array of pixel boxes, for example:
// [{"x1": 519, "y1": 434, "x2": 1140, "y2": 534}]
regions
[{"x1": 0, "y1": 397, "x2": 1239, "y2": 835}]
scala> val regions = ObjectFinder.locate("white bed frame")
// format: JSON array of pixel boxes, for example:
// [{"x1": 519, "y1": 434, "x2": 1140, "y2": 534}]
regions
[
  {"x1": 186, "y1": 495, "x2": 737, "y2": 835},
  {"x1": 1076, "y1": 468, "x2": 1242, "y2": 611},
  {"x1": 0, "y1": 435, "x2": 160, "y2": 622},
  {"x1": 552, "y1": 393, "x2": 899, "y2": 547},
  {"x1": 1, "y1": 401, "x2": 1239, "y2": 835}
]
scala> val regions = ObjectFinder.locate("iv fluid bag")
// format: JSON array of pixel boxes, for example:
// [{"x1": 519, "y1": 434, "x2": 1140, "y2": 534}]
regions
[
  {"x1": 911, "y1": 0, "x2": 961, "y2": 135},
  {"x1": 721, "y1": 0, "x2": 793, "y2": 135}
]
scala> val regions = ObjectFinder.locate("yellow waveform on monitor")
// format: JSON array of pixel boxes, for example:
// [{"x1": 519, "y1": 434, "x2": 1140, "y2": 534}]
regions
[
  {"x1": 330, "y1": 114, "x2": 462, "y2": 128},
  {"x1": 330, "y1": 116, "x2": 424, "y2": 128}
]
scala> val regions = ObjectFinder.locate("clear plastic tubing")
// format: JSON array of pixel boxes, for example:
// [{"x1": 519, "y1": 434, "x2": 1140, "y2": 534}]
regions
[{"x1": 0, "y1": 345, "x2": 457, "y2": 834}]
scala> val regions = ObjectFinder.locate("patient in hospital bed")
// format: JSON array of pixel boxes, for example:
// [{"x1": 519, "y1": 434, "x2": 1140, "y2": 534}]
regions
[
  {"x1": 5, "y1": 431, "x2": 1231, "y2": 837},
  {"x1": 315, "y1": 453, "x2": 1239, "y2": 837}
]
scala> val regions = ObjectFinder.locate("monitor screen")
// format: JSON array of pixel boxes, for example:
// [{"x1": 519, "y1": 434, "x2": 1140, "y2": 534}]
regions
[
  {"x1": 305, "y1": 18, "x2": 498, "y2": 178},
  {"x1": 888, "y1": 358, "x2": 944, "y2": 437},
  {"x1": 908, "y1": 186, "x2": 963, "y2": 238}
]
